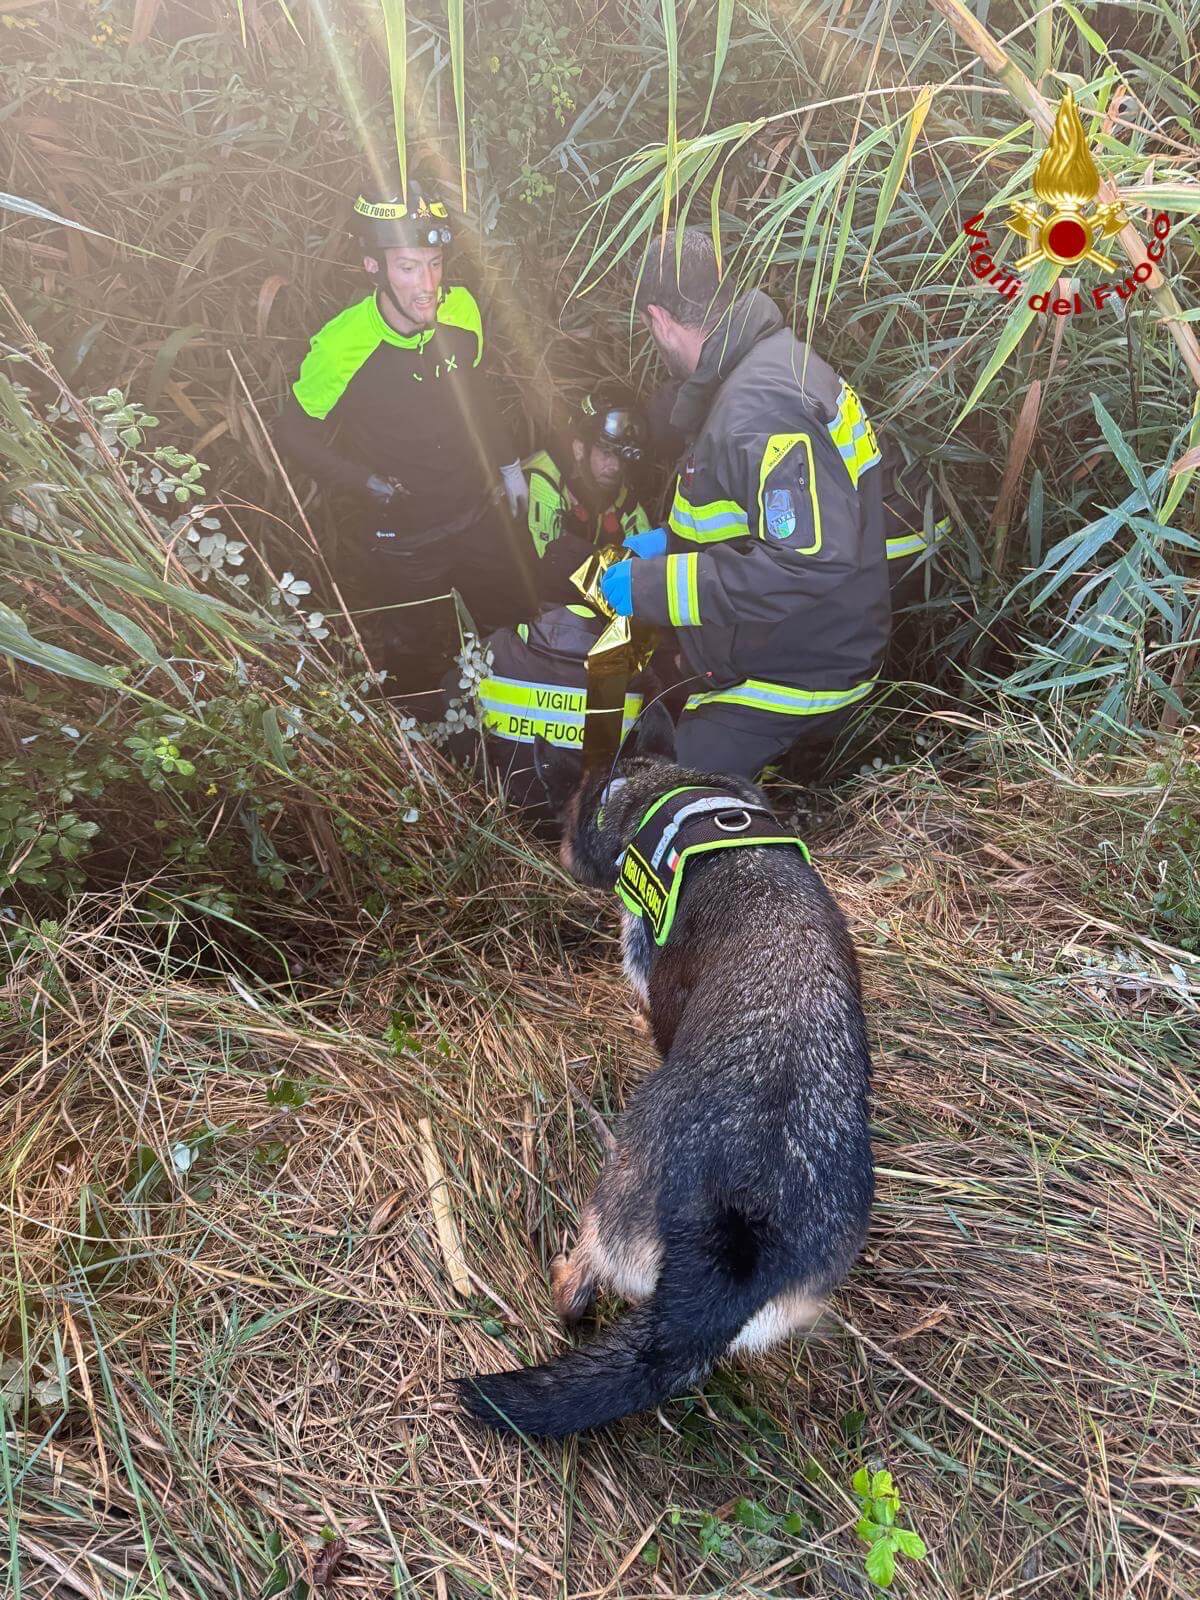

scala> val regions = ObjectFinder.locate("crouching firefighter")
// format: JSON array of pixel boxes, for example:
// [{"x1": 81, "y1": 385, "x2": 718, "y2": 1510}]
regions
[
  {"x1": 523, "y1": 387, "x2": 654, "y2": 604},
  {"x1": 439, "y1": 603, "x2": 651, "y2": 815},
  {"x1": 272, "y1": 177, "x2": 533, "y2": 684},
  {"x1": 600, "y1": 227, "x2": 890, "y2": 780}
]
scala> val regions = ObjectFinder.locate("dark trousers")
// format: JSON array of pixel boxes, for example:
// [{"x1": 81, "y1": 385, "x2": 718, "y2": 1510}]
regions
[
  {"x1": 341, "y1": 506, "x2": 542, "y2": 688},
  {"x1": 674, "y1": 699, "x2": 858, "y2": 781}
]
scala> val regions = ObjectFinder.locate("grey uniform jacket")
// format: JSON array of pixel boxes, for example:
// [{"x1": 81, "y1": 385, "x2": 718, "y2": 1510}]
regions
[{"x1": 630, "y1": 291, "x2": 890, "y2": 719}]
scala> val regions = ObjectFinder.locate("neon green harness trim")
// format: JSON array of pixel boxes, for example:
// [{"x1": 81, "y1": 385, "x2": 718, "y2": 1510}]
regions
[{"x1": 614, "y1": 784, "x2": 811, "y2": 944}]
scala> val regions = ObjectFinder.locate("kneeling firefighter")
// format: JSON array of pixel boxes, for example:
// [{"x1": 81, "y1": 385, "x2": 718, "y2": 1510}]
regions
[
  {"x1": 600, "y1": 226, "x2": 891, "y2": 781},
  {"x1": 523, "y1": 388, "x2": 654, "y2": 604},
  {"x1": 440, "y1": 603, "x2": 652, "y2": 813}
]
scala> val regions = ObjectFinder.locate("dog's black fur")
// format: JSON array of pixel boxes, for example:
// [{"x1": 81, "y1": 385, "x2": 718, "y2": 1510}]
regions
[{"x1": 455, "y1": 704, "x2": 874, "y2": 1437}]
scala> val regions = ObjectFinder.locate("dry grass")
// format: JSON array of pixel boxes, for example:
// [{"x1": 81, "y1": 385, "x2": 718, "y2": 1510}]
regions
[{"x1": 2, "y1": 721, "x2": 1198, "y2": 1600}]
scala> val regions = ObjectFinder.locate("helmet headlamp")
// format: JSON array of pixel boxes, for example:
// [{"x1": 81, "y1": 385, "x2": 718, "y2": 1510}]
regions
[{"x1": 577, "y1": 390, "x2": 648, "y2": 465}]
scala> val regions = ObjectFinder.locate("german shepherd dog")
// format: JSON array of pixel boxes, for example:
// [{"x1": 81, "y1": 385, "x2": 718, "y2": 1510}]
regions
[{"x1": 456, "y1": 704, "x2": 873, "y2": 1437}]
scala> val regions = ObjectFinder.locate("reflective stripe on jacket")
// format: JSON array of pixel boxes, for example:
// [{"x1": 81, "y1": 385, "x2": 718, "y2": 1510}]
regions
[
  {"x1": 474, "y1": 604, "x2": 645, "y2": 748},
  {"x1": 629, "y1": 290, "x2": 890, "y2": 709},
  {"x1": 879, "y1": 439, "x2": 952, "y2": 574}
]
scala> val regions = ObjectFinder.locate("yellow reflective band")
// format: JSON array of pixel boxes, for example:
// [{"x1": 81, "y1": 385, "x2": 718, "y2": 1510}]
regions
[
  {"x1": 887, "y1": 513, "x2": 950, "y2": 562},
  {"x1": 354, "y1": 197, "x2": 449, "y2": 221},
  {"x1": 353, "y1": 197, "x2": 407, "y2": 220},
  {"x1": 828, "y1": 382, "x2": 882, "y2": 488},
  {"x1": 758, "y1": 432, "x2": 820, "y2": 553},
  {"x1": 683, "y1": 677, "x2": 877, "y2": 716},
  {"x1": 886, "y1": 532, "x2": 928, "y2": 561},
  {"x1": 482, "y1": 707, "x2": 584, "y2": 747},
  {"x1": 666, "y1": 552, "x2": 700, "y2": 627},
  {"x1": 668, "y1": 488, "x2": 749, "y2": 543},
  {"x1": 479, "y1": 676, "x2": 643, "y2": 745}
]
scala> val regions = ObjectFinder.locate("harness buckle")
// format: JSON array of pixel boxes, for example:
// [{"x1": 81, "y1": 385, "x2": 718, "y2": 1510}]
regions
[{"x1": 713, "y1": 808, "x2": 753, "y2": 833}]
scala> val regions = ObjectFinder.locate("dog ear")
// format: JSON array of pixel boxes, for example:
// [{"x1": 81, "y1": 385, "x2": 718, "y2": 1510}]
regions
[
  {"x1": 533, "y1": 735, "x2": 583, "y2": 813},
  {"x1": 629, "y1": 700, "x2": 676, "y2": 763}
]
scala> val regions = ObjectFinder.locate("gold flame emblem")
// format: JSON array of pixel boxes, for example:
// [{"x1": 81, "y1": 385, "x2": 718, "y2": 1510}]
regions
[{"x1": 1006, "y1": 90, "x2": 1127, "y2": 270}]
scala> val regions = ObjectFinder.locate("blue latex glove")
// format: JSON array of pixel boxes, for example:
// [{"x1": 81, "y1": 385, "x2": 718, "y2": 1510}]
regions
[
  {"x1": 623, "y1": 526, "x2": 668, "y2": 559},
  {"x1": 600, "y1": 559, "x2": 635, "y2": 617}
]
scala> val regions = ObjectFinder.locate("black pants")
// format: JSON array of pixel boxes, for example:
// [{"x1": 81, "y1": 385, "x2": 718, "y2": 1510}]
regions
[
  {"x1": 341, "y1": 507, "x2": 541, "y2": 688},
  {"x1": 674, "y1": 699, "x2": 859, "y2": 781}
]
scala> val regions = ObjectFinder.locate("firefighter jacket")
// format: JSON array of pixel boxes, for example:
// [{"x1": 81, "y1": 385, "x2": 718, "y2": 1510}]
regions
[
  {"x1": 439, "y1": 604, "x2": 650, "y2": 812},
  {"x1": 628, "y1": 291, "x2": 890, "y2": 722},
  {"x1": 273, "y1": 286, "x2": 515, "y2": 536},
  {"x1": 523, "y1": 449, "x2": 652, "y2": 561},
  {"x1": 472, "y1": 603, "x2": 646, "y2": 752}
]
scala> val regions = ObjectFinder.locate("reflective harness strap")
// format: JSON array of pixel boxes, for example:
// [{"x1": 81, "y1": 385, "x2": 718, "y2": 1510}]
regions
[
  {"x1": 646, "y1": 793, "x2": 771, "y2": 871},
  {"x1": 614, "y1": 784, "x2": 811, "y2": 945}
]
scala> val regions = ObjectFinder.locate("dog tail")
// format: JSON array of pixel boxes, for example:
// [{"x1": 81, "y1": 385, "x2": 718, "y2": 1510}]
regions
[{"x1": 455, "y1": 1205, "x2": 787, "y2": 1438}]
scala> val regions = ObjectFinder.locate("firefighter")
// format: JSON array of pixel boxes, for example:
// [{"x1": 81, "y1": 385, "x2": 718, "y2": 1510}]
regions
[
  {"x1": 273, "y1": 177, "x2": 534, "y2": 682},
  {"x1": 439, "y1": 602, "x2": 651, "y2": 815},
  {"x1": 598, "y1": 226, "x2": 891, "y2": 780},
  {"x1": 522, "y1": 387, "x2": 654, "y2": 603}
]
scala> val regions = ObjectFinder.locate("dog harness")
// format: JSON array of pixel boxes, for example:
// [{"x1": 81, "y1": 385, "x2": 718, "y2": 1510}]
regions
[{"x1": 612, "y1": 784, "x2": 811, "y2": 945}]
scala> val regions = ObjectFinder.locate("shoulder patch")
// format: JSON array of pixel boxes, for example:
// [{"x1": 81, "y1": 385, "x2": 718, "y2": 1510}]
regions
[
  {"x1": 764, "y1": 487, "x2": 796, "y2": 540},
  {"x1": 757, "y1": 432, "x2": 820, "y2": 553}
]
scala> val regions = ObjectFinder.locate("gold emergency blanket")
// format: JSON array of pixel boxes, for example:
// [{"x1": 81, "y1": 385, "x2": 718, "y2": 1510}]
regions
[{"x1": 570, "y1": 547, "x2": 658, "y2": 766}]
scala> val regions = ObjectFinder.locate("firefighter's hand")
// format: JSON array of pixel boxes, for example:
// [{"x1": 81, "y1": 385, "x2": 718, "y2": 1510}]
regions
[
  {"x1": 365, "y1": 474, "x2": 403, "y2": 508},
  {"x1": 500, "y1": 461, "x2": 529, "y2": 518},
  {"x1": 623, "y1": 527, "x2": 667, "y2": 559},
  {"x1": 599, "y1": 559, "x2": 634, "y2": 617}
]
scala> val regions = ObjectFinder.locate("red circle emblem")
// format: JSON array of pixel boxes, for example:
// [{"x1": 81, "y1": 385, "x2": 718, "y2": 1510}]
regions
[{"x1": 1045, "y1": 216, "x2": 1089, "y2": 262}]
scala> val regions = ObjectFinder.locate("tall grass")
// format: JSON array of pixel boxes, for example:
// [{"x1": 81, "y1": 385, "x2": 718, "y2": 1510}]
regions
[
  {"x1": 2, "y1": 9, "x2": 1199, "y2": 1593},
  {"x1": 572, "y1": 0, "x2": 1200, "y2": 732},
  {"x1": 0, "y1": 295, "x2": 533, "y2": 929},
  {"x1": 2, "y1": 711, "x2": 1197, "y2": 1596},
  {"x1": 6, "y1": 0, "x2": 1194, "y2": 732}
]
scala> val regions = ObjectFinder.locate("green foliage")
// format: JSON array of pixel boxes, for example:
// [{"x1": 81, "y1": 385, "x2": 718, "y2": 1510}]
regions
[
  {"x1": 852, "y1": 1467, "x2": 927, "y2": 1590},
  {"x1": 0, "y1": 790, "x2": 99, "y2": 893},
  {"x1": 997, "y1": 397, "x2": 1200, "y2": 735},
  {"x1": 0, "y1": 0, "x2": 1196, "y2": 790},
  {"x1": 1145, "y1": 755, "x2": 1200, "y2": 951},
  {"x1": 472, "y1": 2, "x2": 582, "y2": 216},
  {"x1": 0, "y1": 343, "x2": 481, "y2": 934}
]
